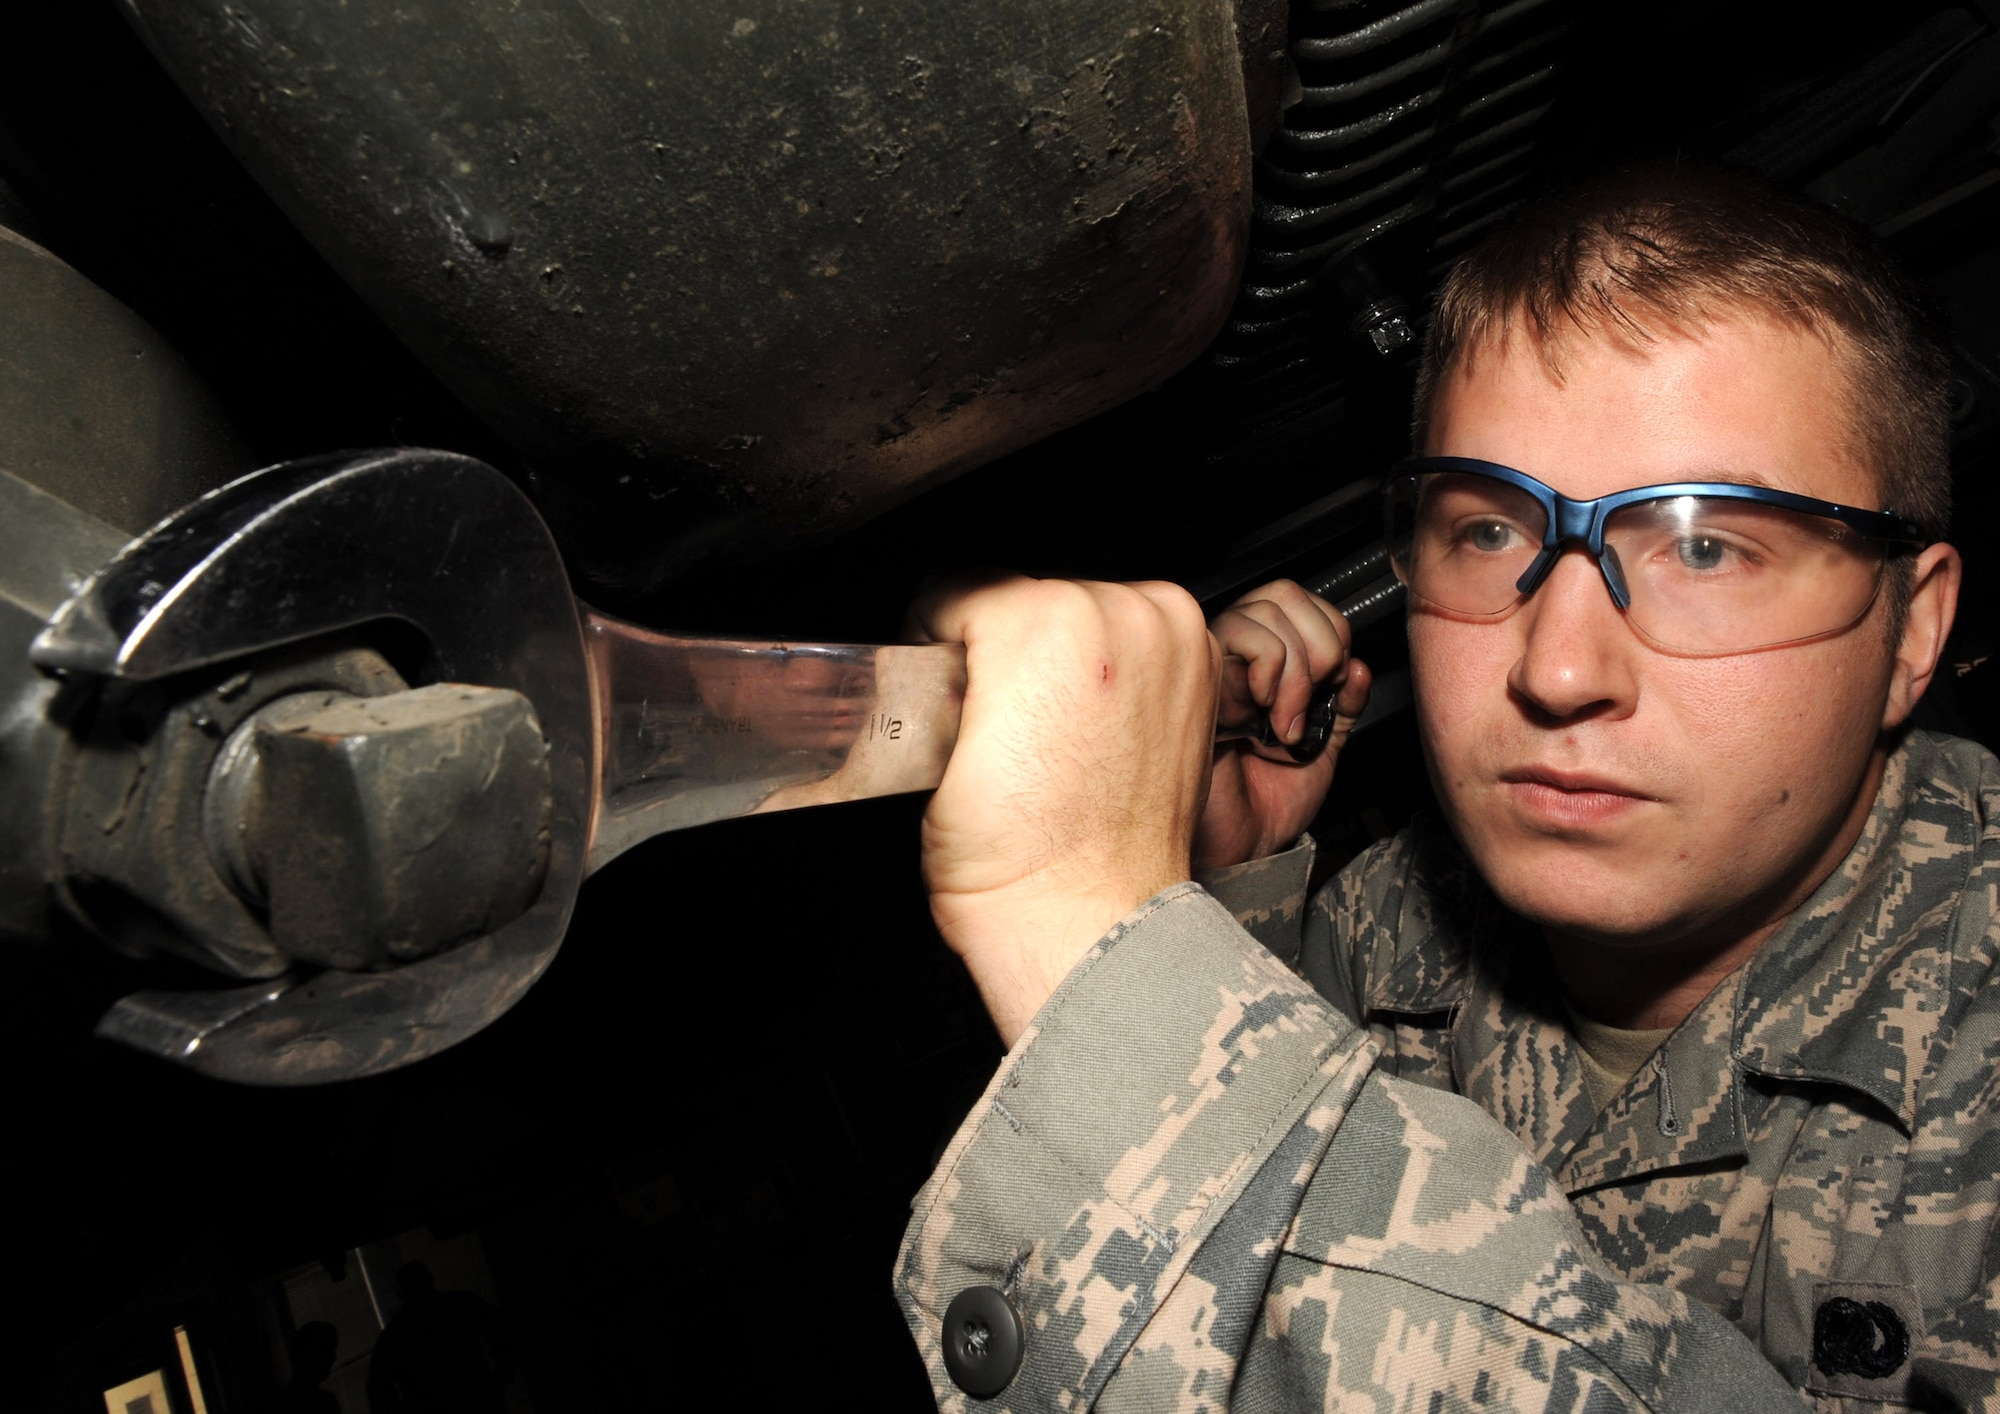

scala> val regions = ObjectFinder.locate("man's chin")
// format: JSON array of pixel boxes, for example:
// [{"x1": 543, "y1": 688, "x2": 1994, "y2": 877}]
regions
[{"x1": 1461, "y1": 833, "x2": 1689, "y2": 944}]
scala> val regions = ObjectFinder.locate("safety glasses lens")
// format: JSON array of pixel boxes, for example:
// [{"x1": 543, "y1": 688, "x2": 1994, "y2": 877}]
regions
[
  {"x1": 1606, "y1": 497, "x2": 1884, "y2": 652},
  {"x1": 1388, "y1": 472, "x2": 1547, "y2": 614},
  {"x1": 1388, "y1": 474, "x2": 1889, "y2": 651}
]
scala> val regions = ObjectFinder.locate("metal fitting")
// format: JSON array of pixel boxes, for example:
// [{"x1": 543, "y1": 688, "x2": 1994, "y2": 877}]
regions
[
  {"x1": 56, "y1": 645, "x2": 408, "y2": 978},
  {"x1": 204, "y1": 683, "x2": 552, "y2": 971}
]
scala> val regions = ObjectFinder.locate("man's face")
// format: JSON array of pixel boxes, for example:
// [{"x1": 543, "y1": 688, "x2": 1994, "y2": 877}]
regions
[{"x1": 1412, "y1": 313, "x2": 1909, "y2": 958}]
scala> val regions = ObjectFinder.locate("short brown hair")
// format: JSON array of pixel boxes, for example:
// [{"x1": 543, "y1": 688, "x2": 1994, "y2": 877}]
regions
[{"x1": 1412, "y1": 163, "x2": 1953, "y2": 543}]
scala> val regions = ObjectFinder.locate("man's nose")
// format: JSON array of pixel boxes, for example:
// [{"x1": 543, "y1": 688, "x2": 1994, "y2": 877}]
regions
[{"x1": 1506, "y1": 547, "x2": 1639, "y2": 722}]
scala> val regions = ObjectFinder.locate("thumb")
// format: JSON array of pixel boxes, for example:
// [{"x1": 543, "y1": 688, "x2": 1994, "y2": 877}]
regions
[{"x1": 1322, "y1": 657, "x2": 1373, "y2": 763}]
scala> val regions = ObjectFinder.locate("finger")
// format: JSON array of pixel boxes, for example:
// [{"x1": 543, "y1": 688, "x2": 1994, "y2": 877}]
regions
[
  {"x1": 903, "y1": 568, "x2": 1029, "y2": 645},
  {"x1": 1210, "y1": 610, "x2": 1290, "y2": 709},
  {"x1": 1320, "y1": 657, "x2": 1374, "y2": 759},
  {"x1": 1232, "y1": 580, "x2": 1351, "y2": 664},
  {"x1": 1224, "y1": 597, "x2": 1322, "y2": 742},
  {"x1": 1224, "y1": 583, "x2": 1351, "y2": 739}
]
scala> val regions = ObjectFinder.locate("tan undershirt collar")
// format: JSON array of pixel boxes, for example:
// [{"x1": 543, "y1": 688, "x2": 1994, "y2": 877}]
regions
[{"x1": 1564, "y1": 1001, "x2": 1676, "y2": 1115}]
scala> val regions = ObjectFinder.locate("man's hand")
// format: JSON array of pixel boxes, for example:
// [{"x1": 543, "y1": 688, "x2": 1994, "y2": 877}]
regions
[
  {"x1": 1196, "y1": 581, "x2": 1370, "y2": 871},
  {"x1": 909, "y1": 574, "x2": 1220, "y2": 1044}
]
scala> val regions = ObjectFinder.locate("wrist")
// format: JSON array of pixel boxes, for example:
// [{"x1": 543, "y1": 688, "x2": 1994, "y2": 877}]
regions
[
  {"x1": 1193, "y1": 808, "x2": 1306, "y2": 872},
  {"x1": 1195, "y1": 831, "x2": 1308, "y2": 879},
  {"x1": 930, "y1": 871, "x2": 1185, "y2": 1044},
  {"x1": 1193, "y1": 825, "x2": 1276, "y2": 873}
]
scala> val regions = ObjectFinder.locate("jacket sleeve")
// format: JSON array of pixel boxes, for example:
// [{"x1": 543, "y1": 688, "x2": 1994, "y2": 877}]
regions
[
  {"x1": 895, "y1": 883, "x2": 1805, "y2": 1412},
  {"x1": 1196, "y1": 836, "x2": 1316, "y2": 966},
  {"x1": 1198, "y1": 832, "x2": 1414, "y2": 1028}
]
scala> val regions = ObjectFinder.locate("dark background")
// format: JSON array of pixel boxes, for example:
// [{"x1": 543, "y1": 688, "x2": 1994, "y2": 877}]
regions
[{"x1": 4, "y1": 1, "x2": 1997, "y2": 1409}]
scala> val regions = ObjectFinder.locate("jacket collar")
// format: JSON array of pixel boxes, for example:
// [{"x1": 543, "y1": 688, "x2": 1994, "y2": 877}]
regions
[
  {"x1": 1363, "y1": 816, "x2": 1484, "y2": 1016},
  {"x1": 1730, "y1": 730, "x2": 1981, "y2": 1133},
  {"x1": 1362, "y1": 731, "x2": 1984, "y2": 1176}
]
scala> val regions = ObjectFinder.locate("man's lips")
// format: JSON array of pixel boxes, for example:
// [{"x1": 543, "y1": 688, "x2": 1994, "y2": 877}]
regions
[
  {"x1": 1500, "y1": 766, "x2": 1654, "y2": 796},
  {"x1": 1499, "y1": 766, "x2": 1656, "y2": 828}
]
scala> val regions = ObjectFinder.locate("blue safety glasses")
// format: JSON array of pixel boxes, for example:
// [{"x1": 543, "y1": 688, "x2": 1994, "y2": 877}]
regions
[{"x1": 1385, "y1": 456, "x2": 1928, "y2": 654}]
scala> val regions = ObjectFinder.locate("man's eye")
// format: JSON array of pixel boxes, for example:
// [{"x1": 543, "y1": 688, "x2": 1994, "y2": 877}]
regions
[
  {"x1": 1674, "y1": 535, "x2": 1731, "y2": 571},
  {"x1": 1466, "y1": 520, "x2": 1518, "y2": 552}
]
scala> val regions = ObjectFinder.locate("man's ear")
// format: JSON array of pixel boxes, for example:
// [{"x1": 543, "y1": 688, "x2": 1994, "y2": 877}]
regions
[{"x1": 1882, "y1": 542, "x2": 1962, "y2": 731}]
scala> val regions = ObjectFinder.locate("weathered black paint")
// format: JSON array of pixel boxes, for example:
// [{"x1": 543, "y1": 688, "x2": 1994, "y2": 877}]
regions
[{"x1": 124, "y1": 0, "x2": 1265, "y2": 591}]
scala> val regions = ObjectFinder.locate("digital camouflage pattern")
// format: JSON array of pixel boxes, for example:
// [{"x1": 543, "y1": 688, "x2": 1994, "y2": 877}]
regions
[
  {"x1": 897, "y1": 884, "x2": 1803, "y2": 1411},
  {"x1": 1291, "y1": 729, "x2": 2000, "y2": 1411}
]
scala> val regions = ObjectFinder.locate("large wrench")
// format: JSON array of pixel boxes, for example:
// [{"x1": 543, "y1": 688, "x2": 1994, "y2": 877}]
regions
[{"x1": 33, "y1": 451, "x2": 1349, "y2": 1083}]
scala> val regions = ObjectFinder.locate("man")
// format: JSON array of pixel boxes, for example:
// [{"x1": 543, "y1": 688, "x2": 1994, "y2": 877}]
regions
[{"x1": 895, "y1": 165, "x2": 1991, "y2": 1409}]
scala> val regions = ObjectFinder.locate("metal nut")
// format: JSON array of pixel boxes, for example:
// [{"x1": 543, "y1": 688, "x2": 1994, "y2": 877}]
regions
[
  {"x1": 58, "y1": 644, "x2": 408, "y2": 978},
  {"x1": 229, "y1": 683, "x2": 553, "y2": 971}
]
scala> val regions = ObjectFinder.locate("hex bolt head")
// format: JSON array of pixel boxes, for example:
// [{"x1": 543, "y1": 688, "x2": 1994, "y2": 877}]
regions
[
  {"x1": 240, "y1": 684, "x2": 553, "y2": 971},
  {"x1": 1364, "y1": 312, "x2": 1414, "y2": 356}
]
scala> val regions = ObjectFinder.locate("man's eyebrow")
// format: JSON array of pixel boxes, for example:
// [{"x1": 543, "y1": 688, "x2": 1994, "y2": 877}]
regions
[{"x1": 1672, "y1": 468, "x2": 1778, "y2": 489}]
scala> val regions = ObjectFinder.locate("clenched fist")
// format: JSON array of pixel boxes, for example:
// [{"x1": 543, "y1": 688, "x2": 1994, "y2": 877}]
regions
[{"x1": 908, "y1": 574, "x2": 1220, "y2": 1043}]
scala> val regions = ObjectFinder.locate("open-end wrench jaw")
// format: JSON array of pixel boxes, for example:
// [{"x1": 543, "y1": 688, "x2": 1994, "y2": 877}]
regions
[
  {"x1": 33, "y1": 449, "x2": 596, "y2": 1085},
  {"x1": 33, "y1": 452, "x2": 376, "y2": 679}
]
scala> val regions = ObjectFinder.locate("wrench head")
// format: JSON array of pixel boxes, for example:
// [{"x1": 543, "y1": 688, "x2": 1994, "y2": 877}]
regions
[{"x1": 34, "y1": 449, "x2": 593, "y2": 1084}]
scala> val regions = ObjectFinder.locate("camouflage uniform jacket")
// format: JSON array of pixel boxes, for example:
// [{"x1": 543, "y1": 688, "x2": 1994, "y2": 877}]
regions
[
  {"x1": 896, "y1": 885, "x2": 1804, "y2": 1411},
  {"x1": 1286, "y1": 729, "x2": 2000, "y2": 1411}
]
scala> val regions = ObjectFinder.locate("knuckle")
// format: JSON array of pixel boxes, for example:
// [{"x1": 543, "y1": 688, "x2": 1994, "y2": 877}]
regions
[
  {"x1": 1141, "y1": 580, "x2": 1205, "y2": 630},
  {"x1": 1237, "y1": 577, "x2": 1295, "y2": 604},
  {"x1": 1024, "y1": 576, "x2": 1099, "y2": 625},
  {"x1": 1106, "y1": 581, "x2": 1195, "y2": 647}
]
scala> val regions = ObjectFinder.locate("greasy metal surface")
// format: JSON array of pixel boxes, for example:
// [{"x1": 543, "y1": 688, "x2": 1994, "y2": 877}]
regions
[
  {"x1": 1234, "y1": 0, "x2": 1293, "y2": 152},
  {"x1": 584, "y1": 617, "x2": 964, "y2": 872},
  {"x1": 0, "y1": 225, "x2": 251, "y2": 533},
  {"x1": 1205, "y1": 0, "x2": 1576, "y2": 443},
  {"x1": 0, "y1": 228, "x2": 252, "y2": 951},
  {"x1": 0, "y1": 471, "x2": 134, "y2": 627},
  {"x1": 43, "y1": 449, "x2": 593, "y2": 1083},
  {"x1": 230, "y1": 684, "x2": 553, "y2": 971},
  {"x1": 122, "y1": 0, "x2": 1258, "y2": 591},
  {"x1": 0, "y1": 471, "x2": 130, "y2": 946},
  {"x1": 93, "y1": 977, "x2": 301, "y2": 1068}
]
